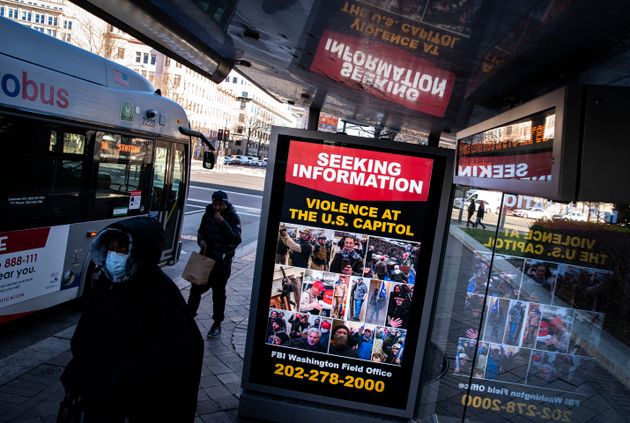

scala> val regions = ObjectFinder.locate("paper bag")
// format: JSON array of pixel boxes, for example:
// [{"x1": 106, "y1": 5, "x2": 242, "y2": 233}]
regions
[{"x1": 182, "y1": 251, "x2": 215, "y2": 286}]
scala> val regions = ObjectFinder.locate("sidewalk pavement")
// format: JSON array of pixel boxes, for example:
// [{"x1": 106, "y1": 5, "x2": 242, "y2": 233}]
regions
[{"x1": 0, "y1": 242, "x2": 258, "y2": 423}]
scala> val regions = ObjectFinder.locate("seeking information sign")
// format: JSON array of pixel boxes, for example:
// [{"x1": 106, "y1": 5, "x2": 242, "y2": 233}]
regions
[{"x1": 242, "y1": 128, "x2": 453, "y2": 417}]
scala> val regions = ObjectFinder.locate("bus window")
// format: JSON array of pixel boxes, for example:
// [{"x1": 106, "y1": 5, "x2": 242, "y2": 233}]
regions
[
  {"x1": 164, "y1": 143, "x2": 186, "y2": 253},
  {"x1": 63, "y1": 133, "x2": 86, "y2": 154},
  {"x1": 92, "y1": 132, "x2": 153, "y2": 219},
  {"x1": 0, "y1": 115, "x2": 88, "y2": 231},
  {"x1": 151, "y1": 144, "x2": 169, "y2": 213}
]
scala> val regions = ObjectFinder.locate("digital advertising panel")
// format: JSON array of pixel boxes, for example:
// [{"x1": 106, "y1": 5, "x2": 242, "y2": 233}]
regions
[{"x1": 242, "y1": 128, "x2": 453, "y2": 418}]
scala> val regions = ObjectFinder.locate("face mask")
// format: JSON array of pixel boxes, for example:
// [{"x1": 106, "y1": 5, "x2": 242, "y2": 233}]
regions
[
  {"x1": 106, "y1": 251, "x2": 128, "y2": 282},
  {"x1": 334, "y1": 333, "x2": 348, "y2": 345}
]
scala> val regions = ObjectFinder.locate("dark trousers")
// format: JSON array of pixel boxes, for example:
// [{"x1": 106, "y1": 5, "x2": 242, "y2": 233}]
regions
[{"x1": 188, "y1": 257, "x2": 233, "y2": 324}]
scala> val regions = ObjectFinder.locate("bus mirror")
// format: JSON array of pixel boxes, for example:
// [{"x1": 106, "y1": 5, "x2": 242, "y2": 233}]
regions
[{"x1": 203, "y1": 151, "x2": 215, "y2": 169}]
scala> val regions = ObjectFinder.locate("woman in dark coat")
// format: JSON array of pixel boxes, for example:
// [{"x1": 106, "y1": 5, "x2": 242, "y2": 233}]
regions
[{"x1": 61, "y1": 217, "x2": 203, "y2": 422}]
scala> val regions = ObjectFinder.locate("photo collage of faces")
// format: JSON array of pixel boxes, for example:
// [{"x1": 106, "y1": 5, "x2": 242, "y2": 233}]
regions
[
  {"x1": 456, "y1": 251, "x2": 609, "y2": 393},
  {"x1": 267, "y1": 222, "x2": 421, "y2": 366}
]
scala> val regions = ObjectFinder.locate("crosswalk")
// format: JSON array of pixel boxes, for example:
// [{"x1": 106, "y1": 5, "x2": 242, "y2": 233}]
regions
[{"x1": 185, "y1": 186, "x2": 262, "y2": 217}]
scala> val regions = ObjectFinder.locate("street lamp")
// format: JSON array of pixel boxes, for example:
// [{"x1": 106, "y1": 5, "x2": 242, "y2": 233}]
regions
[{"x1": 237, "y1": 95, "x2": 253, "y2": 156}]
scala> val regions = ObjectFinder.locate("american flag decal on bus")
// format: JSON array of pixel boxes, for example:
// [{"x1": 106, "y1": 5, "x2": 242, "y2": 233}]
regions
[{"x1": 113, "y1": 69, "x2": 129, "y2": 87}]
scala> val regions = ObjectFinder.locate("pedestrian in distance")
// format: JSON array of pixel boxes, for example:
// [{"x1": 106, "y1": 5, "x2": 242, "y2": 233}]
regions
[
  {"x1": 188, "y1": 190, "x2": 242, "y2": 338},
  {"x1": 60, "y1": 217, "x2": 203, "y2": 422},
  {"x1": 475, "y1": 200, "x2": 486, "y2": 229},
  {"x1": 467, "y1": 198, "x2": 476, "y2": 227}
]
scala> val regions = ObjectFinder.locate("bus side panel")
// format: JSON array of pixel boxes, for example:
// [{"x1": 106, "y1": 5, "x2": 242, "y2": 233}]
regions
[{"x1": 0, "y1": 217, "x2": 140, "y2": 321}]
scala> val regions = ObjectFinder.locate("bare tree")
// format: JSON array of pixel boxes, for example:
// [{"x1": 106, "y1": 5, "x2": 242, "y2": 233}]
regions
[
  {"x1": 69, "y1": 13, "x2": 111, "y2": 57},
  {"x1": 235, "y1": 115, "x2": 271, "y2": 157}
]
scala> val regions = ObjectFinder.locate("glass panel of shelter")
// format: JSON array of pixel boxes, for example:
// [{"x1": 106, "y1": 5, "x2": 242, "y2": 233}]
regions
[{"x1": 418, "y1": 186, "x2": 629, "y2": 422}]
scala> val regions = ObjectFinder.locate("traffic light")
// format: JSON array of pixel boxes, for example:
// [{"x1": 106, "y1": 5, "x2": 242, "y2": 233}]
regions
[
  {"x1": 217, "y1": 129, "x2": 224, "y2": 140},
  {"x1": 224, "y1": 129, "x2": 230, "y2": 142}
]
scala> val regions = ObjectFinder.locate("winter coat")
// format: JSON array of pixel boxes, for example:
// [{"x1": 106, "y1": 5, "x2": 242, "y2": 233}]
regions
[
  {"x1": 330, "y1": 249, "x2": 364, "y2": 275},
  {"x1": 61, "y1": 217, "x2": 203, "y2": 422},
  {"x1": 197, "y1": 202, "x2": 242, "y2": 261}
]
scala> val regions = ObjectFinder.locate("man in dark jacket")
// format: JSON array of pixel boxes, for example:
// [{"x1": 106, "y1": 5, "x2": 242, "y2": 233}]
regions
[
  {"x1": 188, "y1": 190, "x2": 242, "y2": 337},
  {"x1": 386, "y1": 293, "x2": 411, "y2": 329},
  {"x1": 467, "y1": 198, "x2": 476, "y2": 227},
  {"x1": 330, "y1": 236, "x2": 364, "y2": 276},
  {"x1": 328, "y1": 325, "x2": 358, "y2": 358},
  {"x1": 279, "y1": 227, "x2": 313, "y2": 268},
  {"x1": 475, "y1": 201, "x2": 486, "y2": 229},
  {"x1": 60, "y1": 217, "x2": 203, "y2": 422}
]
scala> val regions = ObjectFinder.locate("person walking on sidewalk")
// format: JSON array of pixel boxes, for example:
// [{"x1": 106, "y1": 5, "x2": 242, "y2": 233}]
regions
[
  {"x1": 467, "y1": 198, "x2": 476, "y2": 227},
  {"x1": 475, "y1": 201, "x2": 486, "y2": 229},
  {"x1": 60, "y1": 217, "x2": 203, "y2": 422},
  {"x1": 188, "y1": 190, "x2": 242, "y2": 337}
]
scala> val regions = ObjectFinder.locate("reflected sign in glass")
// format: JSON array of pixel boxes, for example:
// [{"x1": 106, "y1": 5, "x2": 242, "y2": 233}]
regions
[
  {"x1": 457, "y1": 109, "x2": 555, "y2": 181},
  {"x1": 310, "y1": 30, "x2": 455, "y2": 117}
]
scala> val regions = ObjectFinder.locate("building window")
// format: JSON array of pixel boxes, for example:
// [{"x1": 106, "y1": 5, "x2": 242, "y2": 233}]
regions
[
  {"x1": 141, "y1": 70, "x2": 147, "y2": 77},
  {"x1": 63, "y1": 19, "x2": 72, "y2": 29},
  {"x1": 48, "y1": 16, "x2": 57, "y2": 26},
  {"x1": 232, "y1": 77, "x2": 237, "y2": 83},
  {"x1": 148, "y1": 71, "x2": 155, "y2": 81},
  {"x1": 164, "y1": 57, "x2": 171, "y2": 67},
  {"x1": 135, "y1": 52, "x2": 141, "y2": 63},
  {"x1": 150, "y1": 54, "x2": 156, "y2": 65},
  {"x1": 8, "y1": 8, "x2": 17, "y2": 19},
  {"x1": 22, "y1": 11, "x2": 32, "y2": 21},
  {"x1": 173, "y1": 75, "x2": 181, "y2": 87},
  {"x1": 0, "y1": 6, "x2": 4, "y2": 17},
  {"x1": 143, "y1": 53, "x2": 149, "y2": 64},
  {"x1": 117, "y1": 48, "x2": 125, "y2": 59}
]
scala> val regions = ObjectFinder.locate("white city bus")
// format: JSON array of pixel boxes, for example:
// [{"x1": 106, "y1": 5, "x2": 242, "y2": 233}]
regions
[{"x1": 0, "y1": 17, "x2": 205, "y2": 322}]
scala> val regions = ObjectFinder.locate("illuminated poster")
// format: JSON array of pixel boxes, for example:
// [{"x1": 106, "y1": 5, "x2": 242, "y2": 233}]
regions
[
  {"x1": 0, "y1": 226, "x2": 69, "y2": 307},
  {"x1": 243, "y1": 133, "x2": 452, "y2": 417},
  {"x1": 310, "y1": 31, "x2": 455, "y2": 117},
  {"x1": 456, "y1": 109, "x2": 555, "y2": 181}
]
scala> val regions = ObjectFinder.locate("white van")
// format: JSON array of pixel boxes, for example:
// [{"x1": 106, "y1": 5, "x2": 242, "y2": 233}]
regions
[{"x1": 464, "y1": 190, "x2": 503, "y2": 214}]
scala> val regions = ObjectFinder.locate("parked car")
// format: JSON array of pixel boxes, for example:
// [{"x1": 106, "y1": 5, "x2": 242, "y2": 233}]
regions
[
  {"x1": 240, "y1": 156, "x2": 259, "y2": 166},
  {"x1": 512, "y1": 207, "x2": 550, "y2": 219},
  {"x1": 553, "y1": 211, "x2": 587, "y2": 221},
  {"x1": 223, "y1": 154, "x2": 244, "y2": 165},
  {"x1": 251, "y1": 158, "x2": 267, "y2": 167}
]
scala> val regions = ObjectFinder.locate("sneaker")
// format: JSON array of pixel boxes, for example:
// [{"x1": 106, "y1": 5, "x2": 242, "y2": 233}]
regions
[{"x1": 207, "y1": 324, "x2": 222, "y2": 338}]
